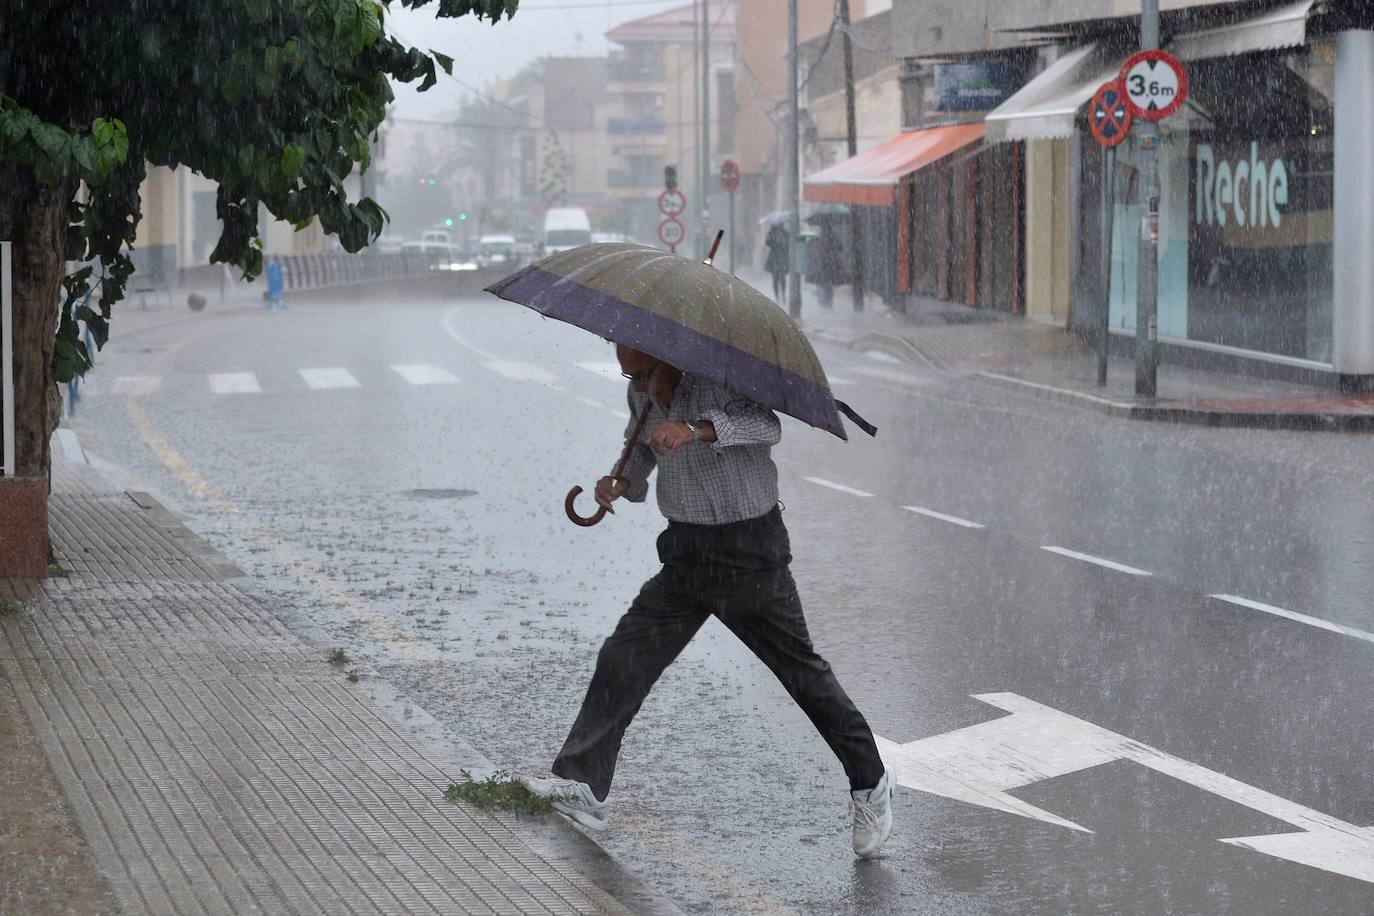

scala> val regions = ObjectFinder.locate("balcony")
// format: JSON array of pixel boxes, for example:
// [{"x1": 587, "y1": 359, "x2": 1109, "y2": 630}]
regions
[
  {"x1": 609, "y1": 61, "x2": 666, "y2": 84},
  {"x1": 607, "y1": 117, "x2": 665, "y2": 135}
]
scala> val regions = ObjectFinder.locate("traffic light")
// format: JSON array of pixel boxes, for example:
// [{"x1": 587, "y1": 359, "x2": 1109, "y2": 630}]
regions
[
  {"x1": 444, "y1": 217, "x2": 454, "y2": 227},
  {"x1": 664, "y1": 165, "x2": 677, "y2": 189},
  {"x1": 458, "y1": 211, "x2": 468, "y2": 221}
]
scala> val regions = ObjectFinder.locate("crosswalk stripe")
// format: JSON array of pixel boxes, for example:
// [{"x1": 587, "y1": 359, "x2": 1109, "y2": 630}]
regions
[
  {"x1": 298, "y1": 368, "x2": 361, "y2": 390},
  {"x1": 485, "y1": 360, "x2": 557, "y2": 383},
  {"x1": 208, "y1": 372, "x2": 261, "y2": 394},
  {"x1": 804, "y1": 477, "x2": 874, "y2": 498},
  {"x1": 112, "y1": 375, "x2": 161, "y2": 396},
  {"x1": 391, "y1": 364, "x2": 459, "y2": 385}
]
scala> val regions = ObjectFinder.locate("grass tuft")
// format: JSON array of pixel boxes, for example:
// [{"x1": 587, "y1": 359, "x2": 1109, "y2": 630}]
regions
[
  {"x1": 47, "y1": 563, "x2": 71, "y2": 578},
  {"x1": 443, "y1": 770, "x2": 553, "y2": 815},
  {"x1": 345, "y1": 669, "x2": 360, "y2": 684},
  {"x1": 327, "y1": 648, "x2": 350, "y2": 667},
  {"x1": 0, "y1": 599, "x2": 20, "y2": 617}
]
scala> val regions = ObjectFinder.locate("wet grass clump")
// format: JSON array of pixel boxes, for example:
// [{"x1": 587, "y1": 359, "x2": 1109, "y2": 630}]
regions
[
  {"x1": 443, "y1": 770, "x2": 553, "y2": 816},
  {"x1": 0, "y1": 599, "x2": 20, "y2": 617},
  {"x1": 47, "y1": 564, "x2": 71, "y2": 578},
  {"x1": 327, "y1": 648, "x2": 350, "y2": 667}
]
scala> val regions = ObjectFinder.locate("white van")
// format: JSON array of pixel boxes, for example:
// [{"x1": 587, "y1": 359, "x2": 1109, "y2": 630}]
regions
[{"x1": 542, "y1": 208, "x2": 592, "y2": 254}]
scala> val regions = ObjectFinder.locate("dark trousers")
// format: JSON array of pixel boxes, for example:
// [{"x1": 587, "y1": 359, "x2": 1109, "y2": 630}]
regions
[
  {"x1": 770, "y1": 270, "x2": 786, "y2": 302},
  {"x1": 553, "y1": 507, "x2": 885, "y2": 801}
]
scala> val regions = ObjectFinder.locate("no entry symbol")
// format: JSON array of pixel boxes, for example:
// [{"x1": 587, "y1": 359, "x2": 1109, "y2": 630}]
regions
[{"x1": 1089, "y1": 81, "x2": 1132, "y2": 149}]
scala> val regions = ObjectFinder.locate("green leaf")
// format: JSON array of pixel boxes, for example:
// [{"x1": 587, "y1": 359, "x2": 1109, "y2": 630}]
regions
[
  {"x1": 281, "y1": 143, "x2": 305, "y2": 180},
  {"x1": 431, "y1": 50, "x2": 454, "y2": 75}
]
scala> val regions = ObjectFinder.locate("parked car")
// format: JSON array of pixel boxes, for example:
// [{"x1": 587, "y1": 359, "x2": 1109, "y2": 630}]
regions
[
  {"x1": 400, "y1": 241, "x2": 475, "y2": 270},
  {"x1": 477, "y1": 234, "x2": 518, "y2": 268}
]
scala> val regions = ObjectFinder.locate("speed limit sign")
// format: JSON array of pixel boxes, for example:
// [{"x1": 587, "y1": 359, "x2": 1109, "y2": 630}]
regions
[
  {"x1": 1119, "y1": 49, "x2": 1188, "y2": 122},
  {"x1": 658, "y1": 217, "x2": 685, "y2": 248}
]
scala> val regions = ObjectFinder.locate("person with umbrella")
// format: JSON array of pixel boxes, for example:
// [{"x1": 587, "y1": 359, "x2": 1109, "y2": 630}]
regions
[
  {"x1": 764, "y1": 221, "x2": 790, "y2": 305},
  {"x1": 487, "y1": 239, "x2": 893, "y2": 857}
]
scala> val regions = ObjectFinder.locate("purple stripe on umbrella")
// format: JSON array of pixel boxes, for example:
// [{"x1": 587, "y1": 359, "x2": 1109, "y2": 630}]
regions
[{"x1": 487, "y1": 266, "x2": 847, "y2": 439}]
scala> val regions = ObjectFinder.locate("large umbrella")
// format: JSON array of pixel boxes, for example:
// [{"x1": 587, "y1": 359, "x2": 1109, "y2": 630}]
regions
[
  {"x1": 485, "y1": 241, "x2": 874, "y2": 442},
  {"x1": 757, "y1": 209, "x2": 793, "y2": 226}
]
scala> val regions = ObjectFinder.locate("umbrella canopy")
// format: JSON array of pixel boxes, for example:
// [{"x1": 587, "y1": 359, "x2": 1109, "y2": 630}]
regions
[
  {"x1": 486, "y1": 243, "x2": 872, "y2": 440},
  {"x1": 757, "y1": 209, "x2": 794, "y2": 226},
  {"x1": 805, "y1": 203, "x2": 850, "y2": 224}
]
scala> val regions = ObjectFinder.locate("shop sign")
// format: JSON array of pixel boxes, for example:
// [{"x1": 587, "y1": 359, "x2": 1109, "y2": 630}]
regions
[
  {"x1": 1194, "y1": 141, "x2": 1290, "y2": 230},
  {"x1": 930, "y1": 63, "x2": 1020, "y2": 112}
]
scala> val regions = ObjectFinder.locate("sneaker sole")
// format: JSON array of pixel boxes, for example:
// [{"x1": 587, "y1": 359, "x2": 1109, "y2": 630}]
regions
[{"x1": 552, "y1": 800, "x2": 608, "y2": 831}]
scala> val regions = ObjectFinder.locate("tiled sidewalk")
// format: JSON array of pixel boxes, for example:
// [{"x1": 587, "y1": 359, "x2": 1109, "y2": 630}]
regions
[{"x1": 0, "y1": 459, "x2": 669, "y2": 915}]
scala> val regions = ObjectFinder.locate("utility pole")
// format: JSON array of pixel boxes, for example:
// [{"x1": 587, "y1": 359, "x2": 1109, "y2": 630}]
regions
[
  {"x1": 700, "y1": 0, "x2": 711, "y2": 257},
  {"x1": 1136, "y1": 0, "x2": 1160, "y2": 397},
  {"x1": 786, "y1": 0, "x2": 802, "y2": 319},
  {"x1": 692, "y1": 0, "x2": 701, "y2": 258},
  {"x1": 838, "y1": 0, "x2": 863, "y2": 312}
]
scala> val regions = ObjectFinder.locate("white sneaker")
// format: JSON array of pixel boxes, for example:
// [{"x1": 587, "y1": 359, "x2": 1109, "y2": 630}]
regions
[
  {"x1": 851, "y1": 767, "x2": 894, "y2": 858},
  {"x1": 519, "y1": 774, "x2": 609, "y2": 831}
]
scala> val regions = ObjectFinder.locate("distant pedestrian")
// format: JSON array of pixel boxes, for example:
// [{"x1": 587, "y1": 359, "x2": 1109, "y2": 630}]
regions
[
  {"x1": 520, "y1": 343, "x2": 895, "y2": 859},
  {"x1": 764, "y1": 222, "x2": 789, "y2": 305}
]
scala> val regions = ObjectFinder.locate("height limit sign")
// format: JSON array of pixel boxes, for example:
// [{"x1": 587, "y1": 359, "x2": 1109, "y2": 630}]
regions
[{"x1": 1119, "y1": 49, "x2": 1187, "y2": 122}]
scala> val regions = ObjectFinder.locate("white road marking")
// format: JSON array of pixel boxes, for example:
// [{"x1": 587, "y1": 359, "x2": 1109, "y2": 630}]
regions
[
  {"x1": 902, "y1": 505, "x2": 984, "y2": 529},
  {"x1": 1041, "y1": 545, "x2": 1151, "y2": 576},
  {"x1": 876, "y1": 693, "x2": 1374, "y2": 885},
  {"x1": 577, "y1": 361, "x2": 624, "y2": 382},
  {"x1": 208, "y1": 372, "x2": 260, "y2": 394},
  {"x1": 112, "y1": 375, "x2": 161, "y2": 396},
  {"x1": 577, "y1": 396, "x2": 607, "y2": 410},
  {"x1": 54, "y1": 428, "x2": 85, "y2": 464},
  {"x1": 804, "y1": 477, "x2": 874, "y2": 498},
  {"x1": 851, "y1": 365, "x2": 929, "y2": 386},
  {"x1": 298, "y1": 368, "x2": 360, "y2": 390},
  {"x1": 826, "y1": 376, "x2": 856, "y2": 387},
  {"x1": 1210, "y1": 594, "x2": 1374, "y2": 646},
  {"x1": 441, "y1": 307, "x2": 499, "y2": 361},
  {"x1": 391, "y1": 364, "x2": 459, "y2": 386},
  {"x1": 864, "y1": 350, "x2": 903, "y2": 364},
  {"x1": 612, "y1": 409, "x2": 630, "y2": 421},
  {"x1": 485, "y1": 360, "x2": 557, "y2": 383}
]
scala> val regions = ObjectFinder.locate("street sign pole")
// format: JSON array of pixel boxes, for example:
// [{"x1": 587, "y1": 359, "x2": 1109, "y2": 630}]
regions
[
  {"x1": 1136, "y1": 0, "x2": 1161, "y2": 398},
  {"x1": 1099, "y1": 146, "x2": 1115, "y2": 387},
  {"x1": 728, "y1": 187, "x2": 736, "y2": 274},
  {"x1": 786, "y1": 0, "x2": 802, "y2": 320}
]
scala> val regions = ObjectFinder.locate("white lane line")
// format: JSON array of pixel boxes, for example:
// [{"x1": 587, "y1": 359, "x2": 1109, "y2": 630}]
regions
[
  {"x1": 577, "y1": 396, "x2": 607, "y2": 410},
  {"x1": 827, "y1": 376, "x2": 856, "y2": 387},
  {"x1": 851, "y1": 366, "x2": 929, "y2": 386},
  {"x1": 902, "y1": 505, "x2": 985, "y2": 529},
  {"x1": 865, "y1": 350, "x2": 903, "y2": 364},
  {"x1": 391, "y1": 364, "x2": 459, "y2": 386},
  {"x1": 1210, "y1": 594, "x2": 1374, "y2": 646},
  {"x1": 1040, "y1": 546, "x2": 1152, "y2": 576},
  {"x1": 804, "y1": 477, "x2": 874, "y2": 498},
  {"x1": 112, "y1": 375, "x2": 161, "y2": 396},
  {"x1": 612, "y1": 409, "x2": 631, "y2": 421},
  {"x1": 485, "y1": 360, "x2": 558, "y2": 383},
  {"x1": 441, "y1": 307, "x2": 500, "y2": 361},
  {"x1": 208, "y1": 372, "x2": 261, "y2": 394},
  {"x1": 577, "y1": 361, "x2": 623, "y2": 382},
  {"x1": 298, "y1": 368, "x2": 360, "y2": 390}
]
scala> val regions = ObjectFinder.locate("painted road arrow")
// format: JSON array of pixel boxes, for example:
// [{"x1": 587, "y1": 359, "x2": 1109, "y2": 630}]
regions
[{"x1": 875, "y1": 692, "x2": 1374, "y2": 885}]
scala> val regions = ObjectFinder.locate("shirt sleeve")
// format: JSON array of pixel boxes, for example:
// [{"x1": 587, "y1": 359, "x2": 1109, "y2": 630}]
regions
[
  {"x1": 694, "y1": 379, "x2": 782, "y2": 450},
  {"x1": 614, "y1": 386, "x2": 656, "y2": 502}
]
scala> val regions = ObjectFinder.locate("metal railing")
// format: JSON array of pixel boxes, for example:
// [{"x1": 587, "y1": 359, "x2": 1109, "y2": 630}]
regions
[{"x1": 277, "y1": 251, "x2": 462, "y2": 291}]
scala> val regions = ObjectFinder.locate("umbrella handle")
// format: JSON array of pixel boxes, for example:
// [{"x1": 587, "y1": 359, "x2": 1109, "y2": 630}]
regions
[
  {"x1": 565, "y1": 398, "x2": 655, "y2": 528},
  {"x1": 565, "y1": 486, "x2": 607, "y2": 527}
]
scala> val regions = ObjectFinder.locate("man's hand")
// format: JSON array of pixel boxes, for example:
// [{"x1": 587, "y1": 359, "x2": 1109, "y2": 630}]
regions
[
  {"x1": 594, "y1": 476, "x2": 626, "y2": 512},
  {"x1": 644, "y1": 420, "x2": 712, "y2": 457}
]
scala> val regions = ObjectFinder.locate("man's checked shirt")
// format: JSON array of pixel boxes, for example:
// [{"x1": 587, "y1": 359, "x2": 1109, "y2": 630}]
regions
[{"x1": 615, "y1": 374, "x2": 781, "y2": 525}]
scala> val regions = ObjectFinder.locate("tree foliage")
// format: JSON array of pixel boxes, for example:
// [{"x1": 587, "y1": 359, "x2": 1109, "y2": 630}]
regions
[{"x1": 0, "y1": 0, "x2": 518, "y2": 381}]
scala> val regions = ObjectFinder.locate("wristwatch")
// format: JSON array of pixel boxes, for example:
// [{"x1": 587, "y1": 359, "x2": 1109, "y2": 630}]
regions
[{"x1": 684, "y1": 420, "x2": 700, "y2": 442}]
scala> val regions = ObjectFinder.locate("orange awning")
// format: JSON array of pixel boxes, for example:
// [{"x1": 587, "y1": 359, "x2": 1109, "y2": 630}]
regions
[{"x1": 803, "y1": 123, "x2": 986, "y2": 207}]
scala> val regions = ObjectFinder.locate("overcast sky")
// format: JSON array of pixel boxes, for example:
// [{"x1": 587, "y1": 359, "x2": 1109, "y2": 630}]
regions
[{"x1": 385, "y1": 0, "x2": 691, "y2": 122}]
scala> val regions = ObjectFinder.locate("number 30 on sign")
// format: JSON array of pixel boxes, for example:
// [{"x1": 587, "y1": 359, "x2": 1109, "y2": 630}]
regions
[{"x1": 1119, "y1": 49, "x2": 1188, "y2": 122}]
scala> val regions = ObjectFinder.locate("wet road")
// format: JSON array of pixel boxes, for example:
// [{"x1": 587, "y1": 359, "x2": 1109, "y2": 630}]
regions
[{"x1": 70, "y1": 294, "x2": 1374, "y2": 914}]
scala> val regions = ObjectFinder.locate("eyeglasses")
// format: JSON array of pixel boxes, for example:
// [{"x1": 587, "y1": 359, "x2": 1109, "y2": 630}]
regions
[{"x1": 621, "y1": 365, "x2": 659, "y2": 382}]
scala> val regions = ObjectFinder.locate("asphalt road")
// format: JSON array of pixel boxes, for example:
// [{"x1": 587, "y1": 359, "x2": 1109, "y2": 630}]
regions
[{"x1": 69, "y1": 293, "x2": 1374, "y2": 914}]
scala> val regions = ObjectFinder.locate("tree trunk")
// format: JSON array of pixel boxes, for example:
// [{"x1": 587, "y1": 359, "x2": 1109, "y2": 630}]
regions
[{"x1": 0, "y1": 162, "x2": 71, "y2": 481}]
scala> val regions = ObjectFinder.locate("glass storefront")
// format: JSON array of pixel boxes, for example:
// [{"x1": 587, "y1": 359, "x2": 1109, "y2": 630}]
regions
[{"x1": 1109, "y1": 42, "x2": 1335, "y2": 363}]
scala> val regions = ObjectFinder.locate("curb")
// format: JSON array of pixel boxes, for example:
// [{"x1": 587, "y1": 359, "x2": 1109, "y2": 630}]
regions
[{"x1": 976, "y1": 372, "x2": 1374, "y2": 432}]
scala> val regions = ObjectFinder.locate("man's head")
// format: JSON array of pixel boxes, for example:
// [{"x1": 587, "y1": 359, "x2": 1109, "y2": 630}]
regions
[{"x1": 615, "y1": 344, "x2": 682, "y2": 407}]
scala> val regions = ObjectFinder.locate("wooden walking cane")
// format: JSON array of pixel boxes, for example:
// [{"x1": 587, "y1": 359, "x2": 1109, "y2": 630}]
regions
[{"x1": 565, "y1": 398, "x2": 655, "y2": 527}]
